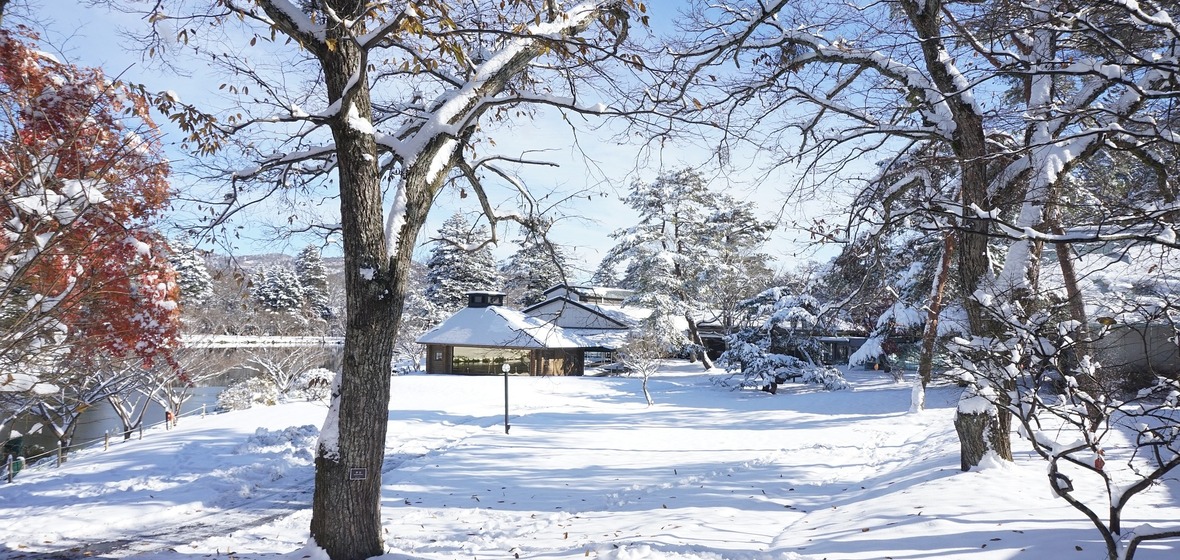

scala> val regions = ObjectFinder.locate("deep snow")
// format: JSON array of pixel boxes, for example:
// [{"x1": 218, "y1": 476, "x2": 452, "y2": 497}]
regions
[{"x1": 1, "y1": 363, "x2": 1176, "y2": 559}]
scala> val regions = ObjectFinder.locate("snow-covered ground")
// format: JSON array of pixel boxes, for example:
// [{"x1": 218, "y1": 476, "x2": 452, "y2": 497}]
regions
[{"x1": 1, "y1": 363, "x2": 1176, "y2": 559}]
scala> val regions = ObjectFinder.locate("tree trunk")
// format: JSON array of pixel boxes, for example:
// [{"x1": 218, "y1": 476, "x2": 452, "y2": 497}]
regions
[
  {"x1": 902, "y1": 0, "x2": 1010, "y2": 468},
  {"x1": 990, "y1": 395, "x2": 1013, "y2": 460},
  {"x1": 243, "y1": 2, "x2": 613, "y2": 556},
  {"x1": 1055, "y1": 236, "x2": 1104, "y2": 430},
  {"x1": 685, "y1": 312, "x2": 714, "y2": 370},
  {"x1": 953, "y1": 410, "x2": 996, "y2": 471},
  {"x1": 308, "y1": 30, "x2": 398, "y2": 560},
  {"x1": 307, "y1": 14, "x2": 457, "y2": 556},
  {"x1": 916, "y1": 232, "x2": 956, "y2": 396}
]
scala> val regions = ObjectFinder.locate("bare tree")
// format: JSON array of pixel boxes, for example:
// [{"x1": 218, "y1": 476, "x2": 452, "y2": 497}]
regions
[
  {"x1": 240, "y1": 345, "x2": 330, "y2": 395},
  {"x1": 668, "y1": 0, "x2": 1180, "y2": 471},
  {"x1": 955, "y1": 265, "x2": 1180, "y2": 560},
  {"x1": 106, "y1": 347, "x2": 240, "y2": 439},
  {"x1": 26, "y1": 355, "x2": 141, "y2": 461},
  {"x1": 618, "y1": 331, "x2": 664, "y2": 406}
]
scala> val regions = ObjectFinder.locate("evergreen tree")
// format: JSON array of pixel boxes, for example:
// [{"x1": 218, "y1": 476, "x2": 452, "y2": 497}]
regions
[
  {"x1": 590, "y1": 257, "x2": 620, "y2": 288},
  {"x1": 251, "y1": 265, "x2": 305, "y2": 312},
  {"x1": 605, "y1": 168, "x2": 775, "y2": 369},
  {"x1": 424, "y1": 213, "x2": 499, "y2": 316},
  {"x1": 168, "y1": 242, "x2": 214, "y2": 308},
  {"x1": 501, "y1": 232, "x2": 568, "y2": 307},
  {"x1": 295, "y1": 245, "x2": 332, "y2": 319}
]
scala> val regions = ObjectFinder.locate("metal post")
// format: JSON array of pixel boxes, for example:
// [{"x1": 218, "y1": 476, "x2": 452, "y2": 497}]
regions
[
  {"x1": 201, "y1": 404, "x2": 206, "y2": 418},
  {"x1": 104, "y1": 431, "x2": 109, "y2": 451},
  {"x1": 501, "y1": 363, "x2": 510, "y2": 434},
  {"x1": 5, "y1": 455, "x2": 12, "y2": 484}
]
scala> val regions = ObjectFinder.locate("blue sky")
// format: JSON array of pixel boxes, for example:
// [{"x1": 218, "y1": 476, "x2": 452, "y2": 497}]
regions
[{"x1": 36, "y1": 1, "x2": 845, "y2": 278}]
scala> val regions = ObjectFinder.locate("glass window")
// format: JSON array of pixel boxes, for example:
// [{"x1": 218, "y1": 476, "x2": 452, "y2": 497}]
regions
[{"x1": 451, "y1": 347, "x2": 530, "y2": 374}]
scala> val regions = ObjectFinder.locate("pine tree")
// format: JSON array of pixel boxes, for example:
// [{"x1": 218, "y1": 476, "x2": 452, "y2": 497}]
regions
[
  {"x1": 424, "y1": 213, "x2": 500, "y2": 316},
  {"x1": 501, "y1": 233, "x2": 568, "y2": 307},
  {"x1": 590, "y1": 257, "x2": 620, "y2": 288},
  {"x1": 252, "y1": 265, "x2": 305, "y2": 312},
  {"x1": 295, "y1": 245, "x2": 332, "y2": 319},
  {"x1": 606, "y1": 168, "x2": 775, "y2": 369},
  {"x1": 168, "y1": 241, "x2": 214, "y2": 308}
]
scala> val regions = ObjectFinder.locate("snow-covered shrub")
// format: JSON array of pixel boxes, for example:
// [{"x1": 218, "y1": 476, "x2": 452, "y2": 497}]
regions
[
  {"x1": 848, "y1": 334, "x2": 884, "y2": 368},
  {"x1": 801, "y1": 366, "x2": 851, "y2": 391},
  {"x1": 293, "y1": 368, "x2": 335, "y2": 401},
  {"x1": 721, "y1": 342, "x2": 802, "y2": 384},
  {"x1": 718, "y1": 332, "x2": 849, "y2": 391},
  {"x1": 234, "y1": 425, "x2": 319, "y2": 462},
  {"x1": 217, "y1": 377, "x2": 279, "y2": 411}
]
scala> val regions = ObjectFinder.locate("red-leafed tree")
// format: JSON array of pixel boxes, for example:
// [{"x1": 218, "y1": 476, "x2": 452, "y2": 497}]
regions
[{"x1": 0, "y1": 26, "x2": 180, "y2": 397}]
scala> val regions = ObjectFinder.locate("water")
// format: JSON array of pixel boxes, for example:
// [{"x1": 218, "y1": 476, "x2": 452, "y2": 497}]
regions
[{"x1": 6, "y1": 387, "x2": 224, "y2": 461}]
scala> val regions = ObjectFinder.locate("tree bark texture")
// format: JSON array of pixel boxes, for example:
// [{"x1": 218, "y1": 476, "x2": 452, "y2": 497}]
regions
[
  {"x1": 308, "y1": 21, "x2": 398, "y2": 560},
  {"x1": 307, "y1": 30, "x2": 463, "y2": 560},
  {"x1": 953, "y1": 411, "x2": 996, "y2": 471}
]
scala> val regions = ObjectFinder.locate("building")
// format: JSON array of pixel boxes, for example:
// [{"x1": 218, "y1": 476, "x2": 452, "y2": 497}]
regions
[
  {"x1": 417, "y1": 292, "x2": 587, "y2": 376},
  {"x1": 417, "y1": 285, "x2": 736, "y2": 375},
  {"x1": 522, "y1": 285, "x2": 648, "y2": 364}
]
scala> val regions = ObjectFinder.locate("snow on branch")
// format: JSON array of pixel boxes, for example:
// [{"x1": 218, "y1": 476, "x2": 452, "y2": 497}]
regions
[
  {"x1": 232, "y1": 146, "x2": 340, "y2": 180},
  {"x1": 387, "y1": 1, "x2": 617, "y2": 165},
  {"x1": 250, "y1": 0, "x2": 327, "y2": 46},
  {"x1": 939, "y1": 201, "x2": 1180, "y2": 249},
  {"x1": 755, "y1": 29, "x2": 962, "y2": 138}
]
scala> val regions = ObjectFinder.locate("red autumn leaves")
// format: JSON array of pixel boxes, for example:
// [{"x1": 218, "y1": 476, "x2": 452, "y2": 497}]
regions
[{"x1": 0, "y1": 26, "x2": 180, "y2": 369}]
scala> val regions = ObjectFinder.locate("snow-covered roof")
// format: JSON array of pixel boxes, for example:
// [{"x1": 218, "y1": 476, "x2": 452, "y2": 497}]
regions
[
  {"x1": 417, "y1": 305, "x2": 582, "y2": 349},
  {"x1": 581, "y1": 302, "x2": 650, "y2": 326},
  {"x1": 564, "y1": 328, "x2": 631, "y2": 350},
  {"x1": 523, "y1": 297, "x2": 645, "y2": 330},
  {"x1": 542, "y1": 284, "x2": 634, "y2": 302}
]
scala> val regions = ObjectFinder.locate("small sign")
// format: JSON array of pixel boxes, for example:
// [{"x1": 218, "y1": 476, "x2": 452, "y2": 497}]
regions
[{"x1": 349, "y1": 467, "x2": 367, "y2": 481}]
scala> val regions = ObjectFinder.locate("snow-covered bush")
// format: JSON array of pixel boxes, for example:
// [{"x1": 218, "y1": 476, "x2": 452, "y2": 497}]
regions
[
  {"x1": 217, "y1": 377, "x2": 279, "y2": 411},
  {"x1": 801, "y1": 366, "x2": 851, "y2": 391},
  {"x1": 718, "y1": 333, "x2": 850, "y2": 391},
  {"x1": 293, "y1": 368, "x2": 335, "y2": 401}
]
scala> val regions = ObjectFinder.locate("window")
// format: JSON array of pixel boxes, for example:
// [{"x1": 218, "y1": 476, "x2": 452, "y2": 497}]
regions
[{"x1": 451, "y1": 347, "x2": 530, "y2": 374}]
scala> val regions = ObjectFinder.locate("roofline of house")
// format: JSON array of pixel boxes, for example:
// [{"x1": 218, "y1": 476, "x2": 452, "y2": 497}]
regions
[
  {"x1": 418, "y1": 342, "x2": 583, "y2": 350},
  {"x1": 521, "y1": 296, "x2": 631, "y2": 329},
  {"x1": 416, "y1": 305, "x2": 569, "y2": 348}
]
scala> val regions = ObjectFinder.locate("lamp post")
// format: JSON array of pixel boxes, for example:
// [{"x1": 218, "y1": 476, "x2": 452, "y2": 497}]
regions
[{"x1": 501, "y1": 362, "x2": 511, "y2": 434}]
